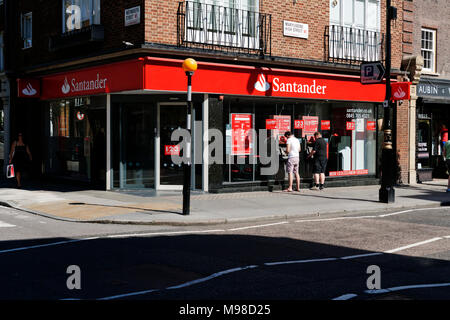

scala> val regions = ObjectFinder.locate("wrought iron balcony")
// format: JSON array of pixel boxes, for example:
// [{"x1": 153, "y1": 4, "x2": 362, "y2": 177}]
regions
[
  {"x1": 325, "y1": 25, "x2": 384, "y2": 64},
  {"x1": 177, "y1": 1, "x2": 271, "y2": 56}
]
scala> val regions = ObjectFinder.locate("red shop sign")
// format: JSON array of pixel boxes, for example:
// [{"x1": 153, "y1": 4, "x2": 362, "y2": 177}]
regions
[
  {"x1": 266, "y1": 119, "x2": 277, "y2": 130},
  {"x1": 321, "y1": 120, "x2": 331, "y2": 130},
  {"x1": 40, "y1": 57, "x2": 387, "y2": 102},
  {"x1": 346, "y1": 121, "x2": 355, "y2": 130},
  {"x1": 165, "y1": 145, "x2": 180, "y2": 156},
  {"x1": 144, "y1": 58, "x2": 386, "y2": 102},
  {"x1": 391, "y1": 82, "x2": 411, "y2": 101},
  {"x1": 17, "y1": 78, "x2": 41, "y2": 98},
  {"x1": 367, "y1": 121, "x2": 376, "y2": 131},
  {"x1": 294, "y1": 120, "x2": 304, "y2": 129},
  {"x1": 231, "y1": 114, "x2": 253, "y2": 155}
]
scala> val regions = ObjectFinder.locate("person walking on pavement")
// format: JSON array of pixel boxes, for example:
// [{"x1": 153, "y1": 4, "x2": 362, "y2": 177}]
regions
[
  {"x1": 444, "y1": 139, "x2": 450, "y2": 192},
  {"x1": 283, "y1": 131, "x2": 301, "y2": 192},
  {"x1": 308, "y1": 132, "x2": 327, "y2": 191},
  {"x1": 9, "y1": 132, "x2": 32, "y2": 188}
]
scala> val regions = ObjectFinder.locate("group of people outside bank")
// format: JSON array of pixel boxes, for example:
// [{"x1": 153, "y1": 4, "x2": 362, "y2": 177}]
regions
[{"x1": 281, "y1": 131, "x2": 328, "y2": 192}]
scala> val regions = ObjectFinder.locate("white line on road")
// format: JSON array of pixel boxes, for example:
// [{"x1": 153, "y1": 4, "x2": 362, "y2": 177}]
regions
[
  {"x1": 332, "y1": 293, "x2": 358, "y2": 300},
  {"x1": 0, "y1": 221, "x2": 16, "y2": 228},
  {"x1": 106, "y1": 229, "x2": 226, "y2": 238},
  {"x1": 264, "y1": 257, "x2": 338, "y2": 266},
  {"x1": 384, "y1": 237, "x2": 443, "y2": 254},
  {"x1": 0, "y1": 237, "x2": 99, "y2": 254},
  {"x1": 227, "y1": 221, "x2": 289, "y2": 231},
  {"x1": 365, "y1": 282, "x2": 450, "y2": 294}
]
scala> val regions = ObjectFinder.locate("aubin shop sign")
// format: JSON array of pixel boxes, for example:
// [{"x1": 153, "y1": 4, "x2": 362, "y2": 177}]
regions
[{"x1": 417, "y1": 81, "x2": 450, "y2": 98}]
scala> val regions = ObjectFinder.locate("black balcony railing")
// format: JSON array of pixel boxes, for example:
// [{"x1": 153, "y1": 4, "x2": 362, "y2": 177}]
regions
[
  {"x1": 325, "y1": 25, "x2": 384, "y2": 64},
  {"x1": 177, "y1": 1, "x2": 271, "y2": 56}
]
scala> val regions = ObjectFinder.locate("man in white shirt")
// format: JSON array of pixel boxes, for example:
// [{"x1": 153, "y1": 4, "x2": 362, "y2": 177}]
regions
[{"x1": 283, "y1": 131, "x2": 301, "y2": 192}]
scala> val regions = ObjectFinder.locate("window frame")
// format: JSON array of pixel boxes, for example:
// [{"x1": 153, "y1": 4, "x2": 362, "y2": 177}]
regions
[
  {"x1": 421, "y1": 27, "x2": 437, "y2": 73},
  {"x1": 21, "y1": 12, "x2": 33, "y2": 49}
]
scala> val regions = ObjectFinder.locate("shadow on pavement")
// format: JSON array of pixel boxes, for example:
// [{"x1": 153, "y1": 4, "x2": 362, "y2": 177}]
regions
[{"x1": 0, "y1": 233, "x2": 449, "y2": 301}]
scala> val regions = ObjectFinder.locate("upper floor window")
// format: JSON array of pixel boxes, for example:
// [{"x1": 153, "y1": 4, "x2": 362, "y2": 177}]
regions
[
  {"x1": 63, "y1": 0, "x2": 101, "y2": 33},
  {"x1": 21, "y1": 12, "x2": 33, "y2": 49},
  {"x1": 421, "y1": 28, "x2": 436, "y2": 73},
  {"x1": 330, "y1": 0, "x2": 380, "y2": 32},
  {"x1": 185, "y1": 0, "x2": 260, "y2": 49},
  {"x1": 329, "y1": 0, "x2": 382, "y2": 62}
]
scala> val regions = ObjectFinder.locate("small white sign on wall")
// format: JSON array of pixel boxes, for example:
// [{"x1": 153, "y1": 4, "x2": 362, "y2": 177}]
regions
[
  {"x1": 125, "y1": 6, "x2": 141, "y2": 27},
  {"x1": 283, "y1": 20, "x2": 308, "y2": 39}
]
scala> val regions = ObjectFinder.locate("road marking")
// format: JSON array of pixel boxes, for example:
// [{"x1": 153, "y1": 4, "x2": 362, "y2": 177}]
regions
[
  {"x1": 332, "y1": 293, "x2": 358, "y2": 300},
  {"x1": 167, "y1": 265, "x2": 258, "y2": 290},
  {"x1": 340, "y1": 252, "x2": 384, "y2": 260},
  {"x1": 365, "y1": 282, "x2": 450, "y2": 294},
  {"x1": 384, "y1": 237, "x2": 443, "y2": 254},
  {"x1": 296, "y1": 206, "x2": 450, "y2": 223},
  {"x1": 107, "y1": 229, "x2": 226, "y2": 238},
  {"x1": 264, "y1": 257, "x2": 338, "y2": 266},
  {"x1": 228, "y1": 221, "x2": 289, "y2": 231},
  {"x1": 0, "y1": 221, "x2": 15, "y2": 228},
  {"x1": 0, "y1": 237, "x2": 99, "y2": 254}
]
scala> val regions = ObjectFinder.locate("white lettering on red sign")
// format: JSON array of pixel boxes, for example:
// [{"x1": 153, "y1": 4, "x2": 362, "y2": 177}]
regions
[
  {"x1": 62, "y1": 73, "x2": 108, "y2": 95},
  {"x1": 272, "y1": 78, "x2": 327, "y2": 95}
]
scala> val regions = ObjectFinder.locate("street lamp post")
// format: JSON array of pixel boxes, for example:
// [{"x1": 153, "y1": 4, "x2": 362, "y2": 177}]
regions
[
  {"x1": 379, "y1": 1, "x2": 397, "y2": 203},
  {"x1": 182, "y1": 58, "x2": 197, "y2": 215}
]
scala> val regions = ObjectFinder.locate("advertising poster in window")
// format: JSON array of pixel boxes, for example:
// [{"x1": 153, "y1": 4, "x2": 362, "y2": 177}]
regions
[
  {"x1": 231, "y1": 114, "x2": 253, "y2": 155},
  {"x1": 302, "y1": 116, "x2": 319, "y2": 137},
  {"x1": 267, "y1": 115, "x2": 291, "y2": 143}
]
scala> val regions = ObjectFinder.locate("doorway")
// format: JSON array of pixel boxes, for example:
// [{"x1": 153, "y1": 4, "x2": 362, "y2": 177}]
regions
[{"x1": 156, "y1": 103, "x2": 188, "y2": 190}]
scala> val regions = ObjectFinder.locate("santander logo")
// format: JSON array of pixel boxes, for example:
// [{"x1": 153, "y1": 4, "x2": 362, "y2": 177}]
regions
[
  {"x1": 393, "y1": 86, "x2": 406, "y2": 99},
  {"x1": 62, "y1": 77, "x2": 71, "y2": 94},
  {"x1": 22, "y1": 83, "x2": 37, "y2": 96},
  {"x1": 254, "y1": 74, "x2": 270, "y2": 92}
]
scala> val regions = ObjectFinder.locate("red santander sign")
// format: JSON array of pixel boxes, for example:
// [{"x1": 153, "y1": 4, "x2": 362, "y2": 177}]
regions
[
  {"x1": 17, "y1": 79, "x2": 40, "y2": 98},
  {"x1": 391, "y1": 82, "x2": 411, "y2": 101}
]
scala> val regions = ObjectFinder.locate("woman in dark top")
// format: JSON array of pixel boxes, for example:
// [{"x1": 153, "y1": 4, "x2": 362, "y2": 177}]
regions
[{"x1": 9, "y1": 133, "x2": 32, "y2": 188}]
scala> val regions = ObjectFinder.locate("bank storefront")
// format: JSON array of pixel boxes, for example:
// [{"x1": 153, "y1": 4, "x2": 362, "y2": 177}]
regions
[
  {"x1": 416, "y1": 79, "x2": 450, "y2": 181},
  {"x1": 31, "y1": 57, "x2": 386, "y2": 191}
]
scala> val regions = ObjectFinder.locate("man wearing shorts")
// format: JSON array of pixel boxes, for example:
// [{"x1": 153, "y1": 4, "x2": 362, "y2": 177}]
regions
[
  {"x1": 444, "y1": 140, "x2": 450, "y2": 192},
  {"x1": 283, "y1": 131, "x2": 301, "y2": 192},
  {"x1": 309, "y1": 132, "x2": 328, "y2": 190}
]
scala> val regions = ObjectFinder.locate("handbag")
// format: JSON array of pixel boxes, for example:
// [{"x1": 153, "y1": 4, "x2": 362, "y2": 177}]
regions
[{"x1": 6, "y1": 164, "x2": 15, "y2": 179}]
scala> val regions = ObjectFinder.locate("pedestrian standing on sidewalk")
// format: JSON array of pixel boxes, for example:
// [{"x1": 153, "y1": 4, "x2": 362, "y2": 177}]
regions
[
  {"x1": 444, "y1": 139, "x2": 450, "y2": 192},
  {"x1": 283, "y1": 131, "x2": 301, "y2": 192},
  {"x1": 9, "y1": 133, "x2": 32, "y2": 188},
  {"x1": 308, "y1": 132, "x2": 327, "y2": 191}
]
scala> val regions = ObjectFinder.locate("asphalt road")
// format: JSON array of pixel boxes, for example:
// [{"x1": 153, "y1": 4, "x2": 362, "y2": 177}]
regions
[{"x1": 0, "y1": 205, "x2": 449, "y2": 303}]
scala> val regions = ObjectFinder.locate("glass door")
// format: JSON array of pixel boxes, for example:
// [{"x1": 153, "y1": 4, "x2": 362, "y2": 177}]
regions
[{"x1": 156, "y1": 103, "x2": 187, "y2": 190}]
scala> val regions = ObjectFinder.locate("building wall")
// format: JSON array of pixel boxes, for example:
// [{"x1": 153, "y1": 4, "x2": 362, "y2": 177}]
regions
[
  {"x1": 145, "y1": 0, "x2": 405, "y2": 69},
  {"x1": 412, "y1": 0, "x2": 450, "y2": 79},
  {"x1": 13, "y1": 0, "x2": 145, "y2": 71}
]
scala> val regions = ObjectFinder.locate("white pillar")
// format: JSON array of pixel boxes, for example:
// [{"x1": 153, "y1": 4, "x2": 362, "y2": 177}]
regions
[
  {"x1": 202, "y1": 93, "x2": 209, "y2": 192},
  {"x1": 106, "y1": 94, "x2": 111, "y2": 190}
]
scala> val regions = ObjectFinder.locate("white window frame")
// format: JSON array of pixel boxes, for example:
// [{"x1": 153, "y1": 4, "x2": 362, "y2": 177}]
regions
[
  {"x1": 329, "y1": 0, "x2": 381, "y2": 61},
  {"x1": 421, "y1": 28, "x2": 437, "y2": 73},
  {"x1": 186, "y1": 0, "x2": 260, "y2": 49},
  {"x1": 62, "y1": 0, "x2": 101, "y2": 33},
  {"x1": 21, "y1": 12, "x2": 33, "y2": 49},
  {"x1": 330, "y1": 0, "x2": 380, "y2": 32}
]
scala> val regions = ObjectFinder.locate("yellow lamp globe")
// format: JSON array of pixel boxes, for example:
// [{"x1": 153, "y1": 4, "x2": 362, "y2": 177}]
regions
[{"x1": 182, "y1": 58, "x2": 198, "y2": 72}]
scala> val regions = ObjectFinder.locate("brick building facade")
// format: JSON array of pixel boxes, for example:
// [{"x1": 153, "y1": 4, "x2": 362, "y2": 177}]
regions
[{"x1": 1, "y1": 0, "x2": 410, "y2": 193}]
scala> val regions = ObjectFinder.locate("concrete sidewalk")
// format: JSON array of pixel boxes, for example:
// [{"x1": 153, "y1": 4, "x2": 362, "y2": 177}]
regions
[{"x1": 0, "y1": 180, "x2": 448, "y2": 225}]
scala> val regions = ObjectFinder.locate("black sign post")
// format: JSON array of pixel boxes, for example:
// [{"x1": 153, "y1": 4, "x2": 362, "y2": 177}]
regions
[{"x1": 379, "y1": 1, "x2": 397, "y2": 203}]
